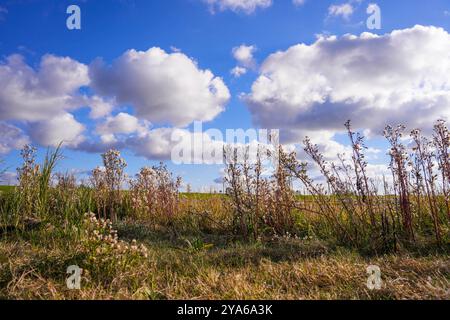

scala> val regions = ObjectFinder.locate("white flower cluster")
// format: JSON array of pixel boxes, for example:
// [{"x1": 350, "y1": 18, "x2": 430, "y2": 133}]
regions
[{"x1": 83, "y1": 213, "x2": 148, "y2": 259}]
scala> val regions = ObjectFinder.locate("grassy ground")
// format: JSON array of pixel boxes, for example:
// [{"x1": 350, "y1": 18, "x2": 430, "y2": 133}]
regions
[
  {"x1": 1, "y1": 133, "x2": 449, "y2": 300},
  {"x1": 0, "y1": 220, "x2": 448, "y2": 300}
]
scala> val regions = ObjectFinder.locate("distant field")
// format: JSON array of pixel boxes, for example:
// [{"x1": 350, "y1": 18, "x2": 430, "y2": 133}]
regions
[
  {"x1": 0, "y1": 186, "x2": 14, "y2": 193},
  {"x1": 180, "y1": 192, "x2": 226, "y2": 199},
  {"x1": 180, "y1": 193, "x2": 316, "y2": 201}
]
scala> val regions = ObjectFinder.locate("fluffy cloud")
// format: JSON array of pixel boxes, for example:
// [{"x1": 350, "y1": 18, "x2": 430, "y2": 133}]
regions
[
  {"x1": 0, "y1": 122, "x2": 29, "y2": 154},
  {"x1": 232, "y1": 44, "x2": 257, "y2": 68},
  {"x1": 96, "y1": 112, "x2": 148, "y2": 144},
  {"x1": 245, "y1": 25, "x2": 450, "y2": 140},
  {"x1": 0, "y1": 54, "x2": 116, "y2": 150},
  {"x1": 87, "y1": 95, "x2": 115, "y2": 119},
  {"x1": 230, "y1": 44, "x2": 257, "y2": 78},
  {"x1": 0, "y1": 54, "x2": 90, "y2": 122},
  {"x1": 0, "y1": 53, "x2": 115, "y2": 122},
  {"x1": 126, "y1": 125, "x2": 283, "y2": 164},
  {"x1": 0, "y1": 48, "x2": 230, "y2": 156},
  {"x1": 28, "y1": 113, "x2": 85, "y2": 148},
  {"x1": 328, "y1": 3, "x2": 354, "y2": 20},
  {"x1": 126, "y1": 127, "x2": 228, "y2": 163},
  {"x1": 74, "y1": 127, "x2": 180, "y2": 159},
  {"x1": 97, "y1": 113, "x2": 142, "y2": 135},
  {"x1": 126, "y1": 128, "x2": 190, "y2": 161},
  {"x1": 231, "y1": 66, "x2": 248, "y2": 77},
  {"x1": 90, "y1": 48, "x2": 230, "y2": 127},
  {"x1": 204, "y1": 0, "x2": 272, "y2": 14}
]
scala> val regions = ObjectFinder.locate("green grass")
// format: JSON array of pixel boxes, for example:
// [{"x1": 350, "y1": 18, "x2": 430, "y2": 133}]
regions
[{"x1": 0, "y1": 186, "x2": 14, "y2": 193}]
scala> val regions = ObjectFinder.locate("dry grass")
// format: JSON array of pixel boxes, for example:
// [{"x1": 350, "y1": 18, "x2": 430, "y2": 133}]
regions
[{"x1": 0, "y1": 225, "x2": 448, "y2": 300}]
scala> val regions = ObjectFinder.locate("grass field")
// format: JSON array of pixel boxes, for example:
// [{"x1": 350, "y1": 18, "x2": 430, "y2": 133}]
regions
[
  {"x1": 0, "y1": 186, "x2": 14, "y2": 193},
  {"x1": 1, "y1": 121, "x2": 449, "y2": 300},
  {"x1": 1, "y1": 220, "x2": 448, "y2": 300},
  {"x1": 0, "y1": 188, "x2": 448, "y2": 300}
]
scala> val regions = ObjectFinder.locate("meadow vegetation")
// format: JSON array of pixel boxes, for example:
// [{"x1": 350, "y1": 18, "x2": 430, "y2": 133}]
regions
[{"x1": 0, "y1": 121, "x2": 449, "y2": 300}]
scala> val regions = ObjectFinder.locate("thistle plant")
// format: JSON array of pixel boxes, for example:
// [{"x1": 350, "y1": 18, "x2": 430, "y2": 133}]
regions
[
  {"x1": 384, "y1": 125, "x2": 414, "y2": 241},
  {"x1": 433, "y1": 120, "x2": 450, "y2": 219},
  {"x1": 410, "y1": 129, "x2": 441, "y2": 244},
  {"x1": 129, "y1": 164, "x2": 181, "y2": 223},
  {"x1": 90, "y1": 166, "x2": 108, "y2": 220},
  {"x1": 90, "y1": 149, "x2": 127, "y2": 222},
  {"x1": 17, "y1": 145, "x2": 39, "y2": 216},
  {"x1": 223, "y1": 144, "x2": 296, "y2": 240}
]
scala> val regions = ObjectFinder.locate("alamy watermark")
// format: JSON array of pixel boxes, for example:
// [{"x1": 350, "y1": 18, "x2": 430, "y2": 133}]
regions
[
  {"x1": 66, "y1": 265, "x2": 82, "y2": 290},
  {"x1": 170, "y1": 122, "x2": 280, "y2": 166},
  {"x1": 366, "y1": 265, "x2": 382, "y2": 290},
  {"x1": 66, "y1": 5, "x2": 81, "y2": 30},
  {"x1": 367, "y1": 4, "x2": 381, "y2": 30}
]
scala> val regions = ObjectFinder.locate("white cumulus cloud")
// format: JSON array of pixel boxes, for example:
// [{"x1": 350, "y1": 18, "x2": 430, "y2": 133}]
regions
[
  {"x1": 231, "y1": 44, "x2": 257, "y2": 78},
  {"x1": 90, "y1": 47, "x2": 230, "y2": 127},
  {"x1": 28, "y1": 113, "x2": 85, "y2": 148},
  {"x1": 232, "y1": 44, "x2": 257, "y2": 68},
  {"x1": 0, "y1": 54, "x2": 90, "y2": 122},
  {"x1": 96, "y1": 112, "x2": 149, "y2": 144},
  {"x1": 245, "y1": 25, "x2": 450, "y2": 140}
]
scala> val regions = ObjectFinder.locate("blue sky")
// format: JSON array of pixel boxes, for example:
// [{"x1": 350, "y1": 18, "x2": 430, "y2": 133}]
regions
[{"x1": 1, "y1": 0, "x2": 450, "y2": 190}]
